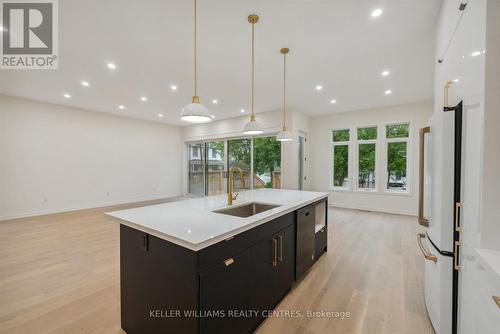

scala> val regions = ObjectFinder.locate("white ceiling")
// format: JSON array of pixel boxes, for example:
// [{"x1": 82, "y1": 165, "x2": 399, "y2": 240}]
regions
[{"x1": 0, "y1": 0, "x2": 441, "y2": 126}]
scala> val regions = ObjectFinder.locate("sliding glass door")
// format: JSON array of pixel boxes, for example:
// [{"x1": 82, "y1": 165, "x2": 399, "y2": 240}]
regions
[
  {"x1": 187, "y1": 143, "x2": 205, "y2": 195},
  {"x1": 187, "y1": 136, "x2": 281, "y2": 196},
  {"x1": 227, "y1": 138, "x2": 251, "y2": 191},
  {"x1": 253, "y1": 137, "x2": 281, "y2": 189},
  {"x1": 207, "y1": 141, "x2": 226, "y2": 196}
]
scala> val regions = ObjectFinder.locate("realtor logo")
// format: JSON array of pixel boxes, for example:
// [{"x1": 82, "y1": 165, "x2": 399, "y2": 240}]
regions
[{"x1": 1, "y1": 0, "x2": 58, "y2": 69}]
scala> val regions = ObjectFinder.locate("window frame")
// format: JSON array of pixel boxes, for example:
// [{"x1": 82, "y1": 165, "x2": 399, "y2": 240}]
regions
[
  {"x1": 383, "y1": 121, "x2": 412, "y2": 195},
  {"x1": 354, "y1": 125, "x2": 379, "y2": 193},
  {"x1": 331, "y1": 127, "x2": 351, "y2": 191},
  {"x1": 186, "y1": 134, "x2": 282, "y2": 196}
]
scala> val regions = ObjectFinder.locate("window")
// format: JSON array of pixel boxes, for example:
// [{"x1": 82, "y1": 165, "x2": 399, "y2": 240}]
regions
[
  {"x1": 228, "y1": 138, "x2": 251, "y2": 191},
  {"x1": 253, "y1": 137, "x2": 281, "y2": 189},
  {"x1": 385, "y1": 123, "x2": 410, "y2": 192},
  {"x1": 357, "y1": 126, "x2": 377, "y2": 191},
  {"x1": 188, "y1": 143, "x2": 204, "y2": 195},
  {"x1": 207, "y1": 141, "x2": 225, "y2": 196},
  {"x1": 332, "y1": 129, "x2": 350, "y2": 189}
]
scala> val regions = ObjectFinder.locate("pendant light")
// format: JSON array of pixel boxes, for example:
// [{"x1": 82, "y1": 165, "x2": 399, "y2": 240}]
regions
[
  {"x1": 180, "y1": 0, "x2": 212, "y2": 123},
  {"x1": 242, "y1": 14, "x2": 264, "y2": 135},
  {"x1": 276, "y1": 48, "x2": 293, "y2": 141}
]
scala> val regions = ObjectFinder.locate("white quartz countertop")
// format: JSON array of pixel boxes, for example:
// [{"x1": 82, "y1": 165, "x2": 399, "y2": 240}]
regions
[{"x1": 106, "y1": 188, "x2": 328, "y2": 251}]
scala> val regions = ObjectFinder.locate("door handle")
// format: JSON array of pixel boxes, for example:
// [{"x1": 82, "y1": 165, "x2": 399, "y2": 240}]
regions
[
  {"x1": 444, "y1": 80, "x2": 453, "y2": 107},
  {"x1": 454, "y1": 241, "x2": 462, "y2": 271},
  {"x1": 272, "y1": 238, "x2": 277, "y2": 267},
  {"x1": 417, "y1": 233, "x2": 437, "y2": 262},
  {"x1": 278, "y1": 235, "x2": 283, "y2": 262},
  {"x1": 418, "y1": 126, "x2": 431, "y2": 227},
  {"x1": 455, "y1": 202, "x2": 462, "y2": 232}
]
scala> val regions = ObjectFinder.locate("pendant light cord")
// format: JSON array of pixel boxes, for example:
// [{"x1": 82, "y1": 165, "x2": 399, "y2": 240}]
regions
[
  {"x1": 251, "y1": 20, "x2": 255, "y2": 118},
  {"x1": 194, "y1": 0, "x2": 198, "y2": 97},
  {"x1": 283, "y1": 51, "x2": 286, "y2": 128}
]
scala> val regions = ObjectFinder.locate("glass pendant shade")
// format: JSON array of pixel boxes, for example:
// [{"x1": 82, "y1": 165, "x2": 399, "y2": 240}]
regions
[
  {"x1": 181, "y1": 96, "x2": 212, "y2": 123},
  {"x1": 242, "y1": 115, "x2": 264, "y2": 135},
  {"x1": 276, "y1": 126, "x2": 293, "y2": 141}
]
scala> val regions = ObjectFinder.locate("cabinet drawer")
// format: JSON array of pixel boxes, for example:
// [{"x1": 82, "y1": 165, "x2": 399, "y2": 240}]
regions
[
  {"x1": 198, "y1": 212, "x2": 295, "y2": 273},
  {"x1": 315, "y1": 226, "x2": 327, "y2": 260}
]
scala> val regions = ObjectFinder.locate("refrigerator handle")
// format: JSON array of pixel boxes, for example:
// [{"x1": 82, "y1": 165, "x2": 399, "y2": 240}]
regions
[
  {"x1": 418, "y1": 126, "x2": 431, "y2": 227},
  {"x1": 417, "y1": 233, "x2": 437, "y2": 263}
]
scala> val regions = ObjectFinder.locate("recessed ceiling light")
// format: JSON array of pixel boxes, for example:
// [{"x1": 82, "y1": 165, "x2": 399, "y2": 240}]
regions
[
  {"x1": 140, "y1": 96, "x2": 147, "y2": 102},
  {"x1": 63, "y1": 93, "x2": 71, "y2": 98},
  {"x1": 211, "y1": 115, "x2": 215, "y2": 119},
  {"x1": 371, "y1": 8, "x2": 383, "y2": 18},
  {"x1": 170, "y1": 85, "x2": 178, "y2": 91},
  {"x1": 158, "y1": 113, "x2": 163, "y2": 118},
  {"x1": 81, "y1": 80, "x2": 90, "y2": 87},
  {"x1": 118, "y1": 105, "x2": 125, "y2": 110},
  {"x1": 240, "y1": 109, "x2": 245, "y2": 113},
  {"x1": 315, "y1": 85, "x2": 323, "y2": 91},
  {"x1": 454, "y1": 78, "x2": 460, "y2": 83},
  {"x1": 107, "y1": 62, "x2": 116, "y2": 70},
  {"x1": 385, "y1": 89, "x2": 392, "y2": 95},
  {"x1": 212, "y1": 99, "x2": 218, "y2": 104},
  {"x1": 330, "y1": 99, "x2": 337, "y2": 104},
  {"x1": 381, "y1": 70, "x2": 390, "y2": 76},
  {"x1": 471, "y1": 51, "x2": 481, "y2": 57}
]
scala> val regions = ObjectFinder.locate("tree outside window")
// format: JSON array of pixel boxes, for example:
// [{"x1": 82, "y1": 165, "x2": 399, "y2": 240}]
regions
[
  {"x1": 386, "y1": 123, "x2": 410, "y2": 191},
  {"x1": 357, "y1": 126, "x2": 377, "y2": 190},
  {"x1": 332, "y1": 129, "x2": 350, "y2": 189}
]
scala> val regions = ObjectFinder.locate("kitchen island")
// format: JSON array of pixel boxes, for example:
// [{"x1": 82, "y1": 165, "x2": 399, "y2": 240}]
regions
[{"x1": 107, "y1": 188, "x2": 329, "y2": 334}]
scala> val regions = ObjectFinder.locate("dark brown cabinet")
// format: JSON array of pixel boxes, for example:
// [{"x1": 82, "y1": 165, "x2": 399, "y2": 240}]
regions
[
  {"x1": 120, "y1": 200, "x2": 327, "y2": 334},
  {"x1": 296, "y1": 204, "x2": 316, "y2": 279},
  {"x1": 200, "y1": 223, "x2": 295, "y2": 334}
]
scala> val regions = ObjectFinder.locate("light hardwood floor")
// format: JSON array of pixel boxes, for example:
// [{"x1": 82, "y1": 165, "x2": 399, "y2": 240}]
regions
[{"x1": 0, "y1": 202, "x2": 434, "y2": 334}]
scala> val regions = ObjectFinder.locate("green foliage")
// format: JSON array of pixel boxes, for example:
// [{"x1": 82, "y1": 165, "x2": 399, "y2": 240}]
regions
[
  {"x1": 387, "y1": 142, "x2": 407, "y2": 179},
  {"x1": 357, "y1": 127, "x2": 377, "y2": 140},
  {"x1": 210, "y1": 141, "x2": 224, "y2": 159},
  {"x1": 333, "y1": 145, "x2": 349, "y2": 187},
  {"x1": 332, "y1": 129, "x2": 350, "y2": 142},
  {"x1": 386, "y1": 124, "x2": 409, "y2": 138},
  {"x1": 358, "y1": 143, "x2": 376, "y2": 184},
  {"x1": 253, "y1": 137, "x2": 281, "y2": 176},
  {"x1": 228, "y1": 139, "x2": 251, "y2": 169}
]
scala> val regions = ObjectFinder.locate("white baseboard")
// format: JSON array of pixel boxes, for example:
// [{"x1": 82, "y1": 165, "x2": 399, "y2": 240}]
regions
[
  {"x1": 0, "y1": 194, "x2": 181, "y2": 221},
  {"x1": 329, "y1": 203, "x2": 417, "y2": 217}
]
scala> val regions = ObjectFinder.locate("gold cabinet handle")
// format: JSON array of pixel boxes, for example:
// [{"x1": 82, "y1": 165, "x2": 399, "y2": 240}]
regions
[
  {"x1": 493, "y1": 296, "x2": 500, "y2": 309},
  {"x1": 418, "y1": 126, "x2": 431, "y2": 227},
  {"x1": 455, "y1": 202, "x2": 462, "y2": 232},
  {"x1": 444, "y1": 80, "x2": 453, "y2": 107},
  {"x1": 454, "y1": 241, "x2": 461, "y2": 271},
  {"x1": 224, "y1": 258, "x2": 234, "y2": 266},
  {"x1": 417, "y1": 233, "x2": 437, "y2": 262},
  {"x1": 278, "y1": 235, "x2": 283, "y2": 262},
  {"x1": 272, "y1": 238, "x2": 277, "y2": 267}
]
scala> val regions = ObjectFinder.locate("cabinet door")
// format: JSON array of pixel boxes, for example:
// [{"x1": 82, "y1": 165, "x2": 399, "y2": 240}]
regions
[
  {"x1": 253, "y1": 225, "x2": 295, "y2": 315},
  {"x1": 274, "y1": 224, "x2": 295, "y2": 300},
  {"x1": 199, "y1": 247, "x2": 259, "y2": 334}
]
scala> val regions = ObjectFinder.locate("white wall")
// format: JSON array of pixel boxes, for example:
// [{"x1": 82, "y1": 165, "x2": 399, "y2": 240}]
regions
[
  {"x1": 480, "y1": 0, "x2": 500, "y2": 251},
  {"x1": 308, "y1": 101, "x2": 433, "y2": 216},
  {"x1": 0, "y1": 95, "x2": 183, "y2": 220},
  {"x1": 182, "y1": 108, "x2": 310, "y2": 192}
]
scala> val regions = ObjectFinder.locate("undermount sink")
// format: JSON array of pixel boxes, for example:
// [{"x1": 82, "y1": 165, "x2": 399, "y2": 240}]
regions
[{"x1": 213, "y1": 202, "x2": 281, "y2": 218}]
